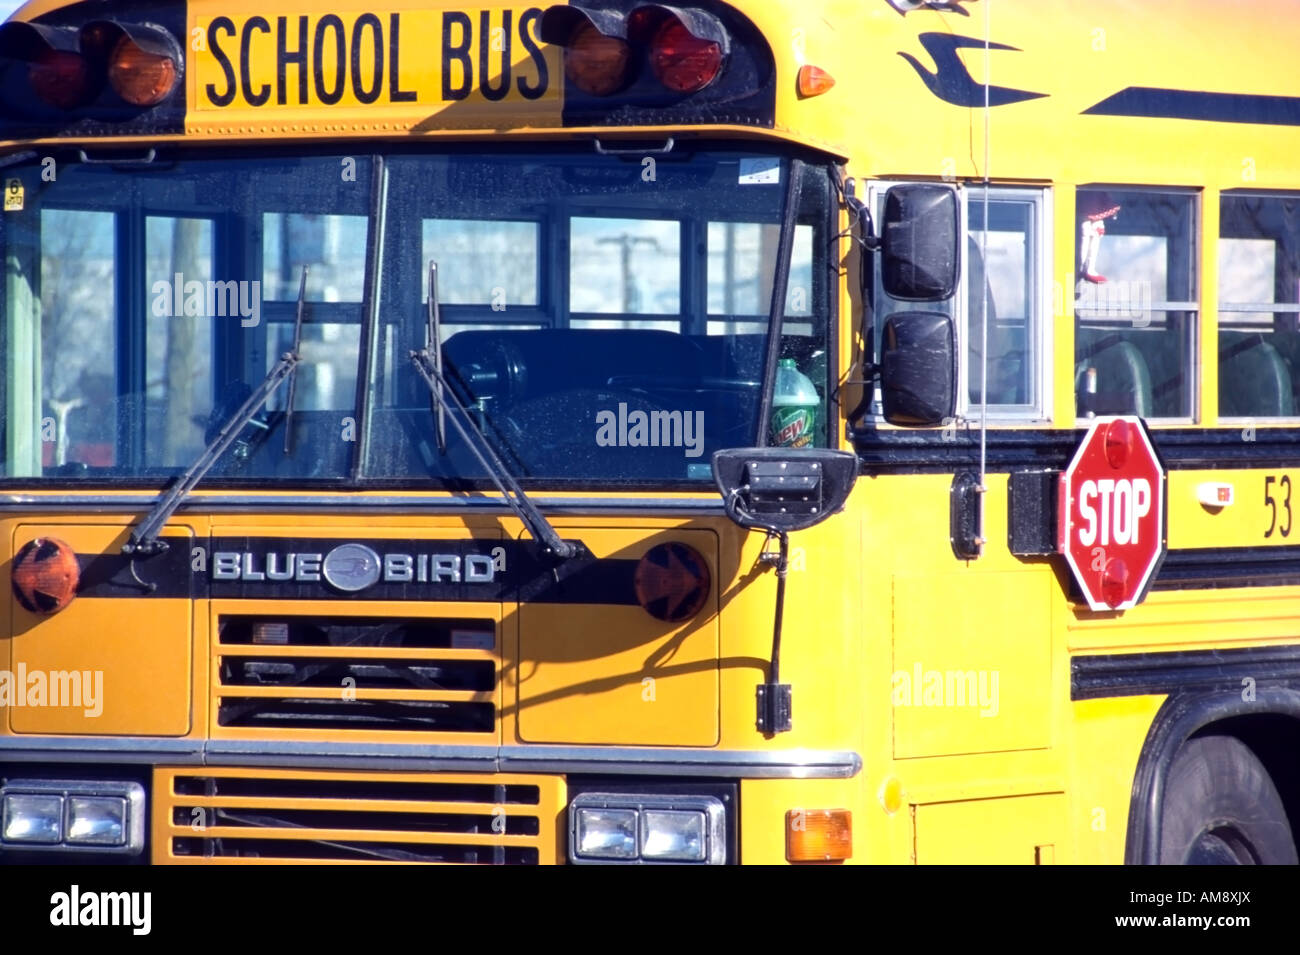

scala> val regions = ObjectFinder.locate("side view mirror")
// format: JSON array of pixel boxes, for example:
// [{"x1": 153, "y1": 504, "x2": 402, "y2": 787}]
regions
[
  {"x1": 880, "y1": 311, "x2": 956, "y2": 425},
  {"x1": 712, "y1": 447, "x2": 858, "y2": 533},
  {"x1": 882, "y1": 183, "x2": 960, "y2": 300}
]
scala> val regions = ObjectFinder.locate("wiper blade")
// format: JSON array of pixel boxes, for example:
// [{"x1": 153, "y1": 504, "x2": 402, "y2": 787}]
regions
[
  {"x1": 123, "y1": 269, "x2": 307, "y2": 556},
  {"x1": 283, "y1": 266, "x2": 308, "y2": 455},
  {"x1": 427, "y1": 261, "x2": 447, "y2": 454},
  {"x1": 409, "y1": 347, "x2": 579, "y2": 561}
]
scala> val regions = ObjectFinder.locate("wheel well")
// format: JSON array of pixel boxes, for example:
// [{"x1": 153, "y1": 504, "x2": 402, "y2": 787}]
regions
[
  {"x1": 1189, "y1": 714, "x2": 1300, "y2": 849},
  {"x1": 1124, "y1": 687, "x2": 1300, "y2": 864}
]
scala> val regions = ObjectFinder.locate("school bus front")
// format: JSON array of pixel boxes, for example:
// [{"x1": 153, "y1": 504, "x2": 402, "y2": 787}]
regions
[{"x1": 0, "y1": 0, "x2": 872, "y2": 865}]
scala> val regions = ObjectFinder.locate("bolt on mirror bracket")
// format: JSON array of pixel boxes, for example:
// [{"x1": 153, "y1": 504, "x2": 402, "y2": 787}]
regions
[{"x1": 713, "y1": 447, "x2": 858, "y2": 735}]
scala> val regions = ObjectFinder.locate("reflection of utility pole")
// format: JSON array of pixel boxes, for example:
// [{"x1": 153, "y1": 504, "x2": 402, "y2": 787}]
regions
[
  {"x1": 48, "y1": 396, "x2": 84, "y2": 466},
  {"x1": 598, "y1": 234, "x2": 660, "y2": 312}
]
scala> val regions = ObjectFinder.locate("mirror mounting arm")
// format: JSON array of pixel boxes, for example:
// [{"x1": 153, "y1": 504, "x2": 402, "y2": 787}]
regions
[
  {"x1": 714, "y1": 448, "x2": 859, "y2": 737},
  {"x1": 755, "y1": 529, "x2": 793, "y2": 735}
]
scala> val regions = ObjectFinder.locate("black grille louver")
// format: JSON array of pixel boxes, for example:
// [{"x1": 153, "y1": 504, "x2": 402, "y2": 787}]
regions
[{"x1": 216, "y1": 616, "x2": 496, "y2": 735}]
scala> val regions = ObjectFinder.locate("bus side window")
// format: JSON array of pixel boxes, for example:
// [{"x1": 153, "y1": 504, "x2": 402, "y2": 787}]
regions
[
  {"x1": 871, "y1": 184, "x2": 1048, "y2": 420},
  {"x1": 967, "y1": 192, "x2": 1043, "y2": 414},
  {"x1": 1218, "y1": 193, "x2": 1300, "y2": 419},
  {"x1": 1074, "y1": 187, "x2": 1198, "y2": 421}
]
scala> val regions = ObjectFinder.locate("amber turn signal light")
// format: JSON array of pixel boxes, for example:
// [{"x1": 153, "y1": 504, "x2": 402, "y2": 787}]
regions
[
  {"x1": 12, "y1": 537, "x2": 80, "y2": 614},
  {"x1": 108, "y1": 35, "x2": 177, "y2": 106},
  {"x1": 786, "y1": 808, "x2": 852, "y2": 862},
  {"x1": 796, "y1": 65, "x2": 835, "y2": 98},
  {"x1": 634, "y1": 541, "x2": 710, "y2": 623}
]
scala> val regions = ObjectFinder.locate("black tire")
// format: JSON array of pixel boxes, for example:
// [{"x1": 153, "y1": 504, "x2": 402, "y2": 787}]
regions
[{"x1": 1158, "y1": 734, "x2": 1298, "y2": 864}]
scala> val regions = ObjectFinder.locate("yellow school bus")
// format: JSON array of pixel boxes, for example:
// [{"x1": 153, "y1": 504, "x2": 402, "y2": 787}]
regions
[{"x1": 0, "y1": 0, "x2": 1297, "y2": 865}]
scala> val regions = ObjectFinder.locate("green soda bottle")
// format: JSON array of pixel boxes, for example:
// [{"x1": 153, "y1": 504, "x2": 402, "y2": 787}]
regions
[{"x1": 770, "y1": 358, "x2": 819, "y2": 448}]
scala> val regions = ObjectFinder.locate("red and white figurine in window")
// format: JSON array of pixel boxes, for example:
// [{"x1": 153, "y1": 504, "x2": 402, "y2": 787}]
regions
[{"x1": 1078, "y1": 193, "x2": 1121, "y2": 284}]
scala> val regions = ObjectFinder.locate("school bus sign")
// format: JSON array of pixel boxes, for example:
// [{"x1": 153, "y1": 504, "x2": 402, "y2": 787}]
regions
[
  {"x1": 189, "y1": 4, "x2": 561, "y2": 130},
  {"x1": 1058, "y1": 416, "x2": 1167, "y2": 612}
]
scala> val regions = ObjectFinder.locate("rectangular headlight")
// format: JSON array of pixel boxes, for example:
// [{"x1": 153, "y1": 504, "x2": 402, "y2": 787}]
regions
[
  {"x1": 574, "y1": 808, "x2": 638, "y2": 860},
  {"x1": 641, "y1": 809, "x2": 706, "y2": 862},
  {"x1": 66, "y1": 796, "x2": 128, "y2": 847},
  {"x1": 0, "y1": 780, "x2": 145, "y2": 854},
  {"x1": 2, "y1": 793, "x2": 63, "y2": 844},
  {"x1": 569, "y1": 793, "x2": 726, "y2": 865}
]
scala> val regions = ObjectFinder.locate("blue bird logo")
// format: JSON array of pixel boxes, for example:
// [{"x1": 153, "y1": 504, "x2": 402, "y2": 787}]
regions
[{"x1": 898, "y1": 33, "x2": 1047, "y2": 107}]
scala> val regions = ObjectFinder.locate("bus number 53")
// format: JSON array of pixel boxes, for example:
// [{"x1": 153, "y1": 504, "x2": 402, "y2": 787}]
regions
[{"x1": 1265, "y1": 474, "x2": 1292, "y2": 538}]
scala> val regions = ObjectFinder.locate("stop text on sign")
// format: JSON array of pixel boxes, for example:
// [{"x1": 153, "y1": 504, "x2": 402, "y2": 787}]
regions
[{"x1": 1076, "y1": 477, "x2": 1152, "y2": 547}]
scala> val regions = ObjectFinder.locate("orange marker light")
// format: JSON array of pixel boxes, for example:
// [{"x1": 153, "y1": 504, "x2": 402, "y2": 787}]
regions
[
  {"x1": 786, "y1": 808, "x2": 852, "y2": 862},
  {"x1": 796, "y1": 65, "x2": 835, "y2": 98},
  {"x1": 565, "y1": 22, "x2": 631, "y2": 96},
  {"x1": 108, "y1": 36, "x2": 177, "y2": 106}
]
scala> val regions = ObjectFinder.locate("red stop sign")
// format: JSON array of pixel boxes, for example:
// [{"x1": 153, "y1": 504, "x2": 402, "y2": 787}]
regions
[{"x1": 1058, "y1": 416, "x2": 1166, "y2": 611}]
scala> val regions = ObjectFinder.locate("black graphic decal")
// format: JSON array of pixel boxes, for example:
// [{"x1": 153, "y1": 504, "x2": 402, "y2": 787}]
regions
[{"x1": 899, "y1": 33, "x2": 1047, "y2": 108}]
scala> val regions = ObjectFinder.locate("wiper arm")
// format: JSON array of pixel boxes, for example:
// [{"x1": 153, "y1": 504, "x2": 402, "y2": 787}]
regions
[
  {"x1": 122, "y1": 269, "x2": 308, "y2": 556},
  {"x1": 409, "y1": 347, "x2": 579, "y2": 561},
  {"x1": 427, "y1": 261, "x2": 447, "y2": 454},
  {"x1": 283, "y1": 266, "x2": 308, "y2": 455}
]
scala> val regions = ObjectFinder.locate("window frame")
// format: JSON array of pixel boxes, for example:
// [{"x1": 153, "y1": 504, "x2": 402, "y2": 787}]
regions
[
  {"x1": 866, "y1": 180, "x2": 1053, "y2": 424},
  {"x1": 1215, "y1": 188, "x2": 1300, "y2": 423},
  {"x1": 1072, "y1": 184, "x2": 1201, "y2": 425}
]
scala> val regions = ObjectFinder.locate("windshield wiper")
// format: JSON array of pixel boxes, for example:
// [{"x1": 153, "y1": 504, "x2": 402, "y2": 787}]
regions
[
  {"x1": 283, "y1": 266, "x2": 308, "y2": 456},
  {"x1": 427, "y1": 261, "x2": 447, "y2": 454},
  {"x1": 409, "y1": 268, "x2": 578, "y2": 561},
  {"x1": 122, "y1": 268, "x2": 308, "y2": 556}
]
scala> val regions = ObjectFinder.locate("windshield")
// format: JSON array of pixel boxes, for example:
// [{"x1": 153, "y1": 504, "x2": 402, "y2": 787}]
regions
[{"x1": 0, "y1": 146, "x2": 833, "y2": 486}]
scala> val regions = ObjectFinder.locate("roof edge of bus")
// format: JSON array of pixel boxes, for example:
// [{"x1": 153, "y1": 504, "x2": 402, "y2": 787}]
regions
[{"x1": 0, "y1": 125, "x2": 850, "y2": 161}]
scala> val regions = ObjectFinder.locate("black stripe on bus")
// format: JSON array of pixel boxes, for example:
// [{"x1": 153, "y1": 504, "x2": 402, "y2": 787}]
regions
[
  {"x1": 1071, "y1": 645, "x2": 1300, "y2": 701},
  {"x1": 71, "y1": 539, "x2": 643, "y2": 605},
  {"x1": 1153, "y1": 546, "x2": 1300, "y2": 591},
  {"x1": 1082, "y1": 86, "x2": 1300, "y2": 127},
  {"x1": 851, "y1": 426, "x2": 1300, "y2": 474}
]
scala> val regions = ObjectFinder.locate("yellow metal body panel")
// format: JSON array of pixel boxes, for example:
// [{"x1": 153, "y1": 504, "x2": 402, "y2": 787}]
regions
[
  {"x1": 8, "y1": 523, "x2": 195, "y2": 736},
  {"x1": 892, "y1": 570, "x2": 1052, "y2": 758},
  {"x1": 516, "y1": 527, "x2": 720, "y2": 746},
  {"x1": 915, "y1": 794, "x2": 1066, "y2": 865}
]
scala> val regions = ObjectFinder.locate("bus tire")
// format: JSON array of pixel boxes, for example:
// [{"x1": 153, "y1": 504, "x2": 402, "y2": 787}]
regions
[{"x1": 1158, "y1": 734, "x2": 1298, "y2": 865}]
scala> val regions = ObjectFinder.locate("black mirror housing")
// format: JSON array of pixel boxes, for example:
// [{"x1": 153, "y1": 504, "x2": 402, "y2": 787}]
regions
[
  {"x1": 882, "y1": 184, "x2": 960, "y2": 300},
  {"x1": 713, "y1": 447, "x2": 858, "y2": 533},
  {"x1": 880, "y1": 311, "x2": 956, "y2": 425}
]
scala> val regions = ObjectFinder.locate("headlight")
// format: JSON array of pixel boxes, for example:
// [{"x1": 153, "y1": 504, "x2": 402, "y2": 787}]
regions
[
  {"x1": 66, "y1": 795, "x2": 129, "y2": 846},
  {"x1": 569, "y1": 793, "x2": 726, "y2": 865},
  {"x1": 0, "y1": 779, "x2": 144, "y2": 854},
  {"x1": 641, "y1": 809, "x2": 706, "y2": 861},
  {"x1": 574, "y1": 808, "x2": 638, "y2": 860},
  {"x1": 2, "y1": 793, "x2": 63, "y2": 843}
]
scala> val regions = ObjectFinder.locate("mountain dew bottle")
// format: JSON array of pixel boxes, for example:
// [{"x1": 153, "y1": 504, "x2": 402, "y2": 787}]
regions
[{"x1": 770, "y1": 358, "x2": 819, "y2": 448}]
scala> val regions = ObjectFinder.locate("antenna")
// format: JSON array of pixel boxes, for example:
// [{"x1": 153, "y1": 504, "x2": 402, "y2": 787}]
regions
[{"x1": 976, "y1": 0, "x2": 992, "y2": 558}]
